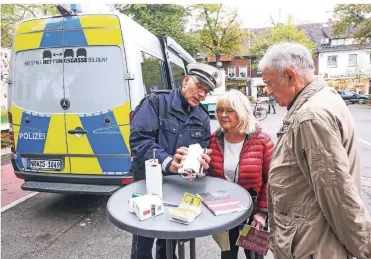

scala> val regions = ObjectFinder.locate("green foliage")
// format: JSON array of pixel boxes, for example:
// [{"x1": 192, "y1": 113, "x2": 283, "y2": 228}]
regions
[
  {"x1": 191, "y1": 4, "x2": 247, "y2": 62},
  {"x1": 333, "y1": 4, "x2": 371, "y2": 44},
  {"x1": 113, "y1": 4, "x2": 201, "y2": 56},
  {"x1": 1, "y1": 4, "x2": 58, "y2": 47},
  {"x1": 1, "y1": 109, "x2": 8, "y2": 125},
  {"x1": 248, "y1": 16, "x2": 316, "y2": 63}
]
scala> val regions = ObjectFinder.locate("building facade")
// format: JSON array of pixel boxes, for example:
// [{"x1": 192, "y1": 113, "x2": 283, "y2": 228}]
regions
[{"x1": 196, "y1": 20, "x2": 371, "y2": 96}]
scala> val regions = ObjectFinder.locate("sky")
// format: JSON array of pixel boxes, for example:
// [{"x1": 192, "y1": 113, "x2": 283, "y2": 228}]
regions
[{"x1": 81, "y1": 0, "x2": 340, "y2": 29}]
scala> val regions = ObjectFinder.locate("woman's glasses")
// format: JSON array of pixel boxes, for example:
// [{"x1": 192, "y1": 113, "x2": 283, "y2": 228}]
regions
[{"x1": 216, "y1": 108, "x2": 236, "y2": 116}]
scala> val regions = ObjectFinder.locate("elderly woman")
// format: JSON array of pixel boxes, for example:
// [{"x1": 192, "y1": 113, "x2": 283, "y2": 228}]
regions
[{"x1": 208, "y1": 89, "x2": 274, "y2": 259}]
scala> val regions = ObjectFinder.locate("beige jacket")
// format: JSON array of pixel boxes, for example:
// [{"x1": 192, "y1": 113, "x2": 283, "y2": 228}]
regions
[{"x1": 268, "y1": 78, "x2": 371, "y2": 259}]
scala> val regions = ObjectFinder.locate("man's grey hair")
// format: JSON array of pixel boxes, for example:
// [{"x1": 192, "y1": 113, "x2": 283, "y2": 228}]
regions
[{"x1": 258, "y1": 42, "x2": 315, "y2": 78}]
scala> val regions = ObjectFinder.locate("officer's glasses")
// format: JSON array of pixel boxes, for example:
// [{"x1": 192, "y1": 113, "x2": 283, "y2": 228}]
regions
[
  {"x1": 191, "y1": 76, "x2": 209, "y2": 96},
  {"x1": 216, "y1": 108, "x2": 236, "y2": 116}
]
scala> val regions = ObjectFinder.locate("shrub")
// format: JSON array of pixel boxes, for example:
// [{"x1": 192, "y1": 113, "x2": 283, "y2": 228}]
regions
[{"x1": 1, "y1": 133, "x2": 11, "y2": 148}]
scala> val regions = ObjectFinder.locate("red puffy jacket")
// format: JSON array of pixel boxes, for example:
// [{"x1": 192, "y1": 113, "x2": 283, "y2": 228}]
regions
[{"x1": 208, "y1": 125, "x2": 274, "y2": 215}]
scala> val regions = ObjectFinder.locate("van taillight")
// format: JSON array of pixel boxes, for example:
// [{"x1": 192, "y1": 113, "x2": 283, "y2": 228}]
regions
[
  {"x1": 7, "y1": 112, "x2": 15, "y2": 153},
  {"x1": 121, "y1": 178, "x2": 133, "y2": 185}
]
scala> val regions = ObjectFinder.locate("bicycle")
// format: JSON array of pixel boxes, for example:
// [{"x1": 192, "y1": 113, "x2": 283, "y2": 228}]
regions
[{"x1": 252, "y1": 100, "x2": 268, "y2": 121}]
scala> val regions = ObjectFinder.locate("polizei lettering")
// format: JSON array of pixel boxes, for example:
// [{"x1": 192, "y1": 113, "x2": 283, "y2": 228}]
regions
[{"x1": 19, "y1": 133, "x2": 46, "y2": 140}]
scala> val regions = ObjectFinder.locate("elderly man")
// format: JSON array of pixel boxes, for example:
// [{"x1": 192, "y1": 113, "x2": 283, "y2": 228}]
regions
[
  {"x1": 130, "y1": 63, "x2": 222, "y2": 259},
  {"x1": 259, "y1": 42, "x2": 371, "y2": 259}
]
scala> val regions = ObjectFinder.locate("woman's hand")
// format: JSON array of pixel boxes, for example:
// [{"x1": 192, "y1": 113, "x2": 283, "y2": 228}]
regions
[
  {"x1": 199, "y1": 149, "x2": 212, "y2": 170},
  {"x1": 251, "y1": 212, "x2": 267, "y2": 231}
]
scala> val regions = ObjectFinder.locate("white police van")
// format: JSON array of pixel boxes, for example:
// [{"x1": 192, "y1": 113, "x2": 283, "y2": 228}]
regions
[{"x1": 7, "y1": 4, "x2": 196, "y2": 194}]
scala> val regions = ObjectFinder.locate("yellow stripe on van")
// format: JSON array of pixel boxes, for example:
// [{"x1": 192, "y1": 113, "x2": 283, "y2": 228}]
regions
[
  {"x1": 43, "y1": 114, "x2": 70, "y2": 174},
  {"x1": 10, "y1": 104, "x2": 23, "y2": 149},
  {"x1": 65, "y1": 114, "x2": 103, "y2": 175},
  {"x1": 112, "y1": 102, "x2": 131, "y2": 153},
  {"x1": 13, "y1": 33, "x2": 44, "y2": 52},
  {"x1": 79, "y1": 15, "x2": 120, "y2": 27},
  {"x1": 83, "y1": 28, "x2": 123, "y2": 46},
  {"x1": 16, "y1": 19, "x2": 48, "y2": 34}
]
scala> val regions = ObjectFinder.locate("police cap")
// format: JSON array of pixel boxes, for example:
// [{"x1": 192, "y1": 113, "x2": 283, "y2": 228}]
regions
[{"x1": 186, "y1": 63, "x2": 222, "y2": 91}]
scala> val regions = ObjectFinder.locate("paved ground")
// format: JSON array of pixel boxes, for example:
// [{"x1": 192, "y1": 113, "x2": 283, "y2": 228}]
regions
[{"x1": 1, "y1": 104, "x2": 370, "y2": 259}]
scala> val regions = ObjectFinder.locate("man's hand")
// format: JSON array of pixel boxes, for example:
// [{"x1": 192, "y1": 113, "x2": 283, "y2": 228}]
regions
[
  {"x1": 251, "y1": 212, "x2": 267, "y2": 231},
  {"x1": 167, "y1": 147, "x2": 212, "y2": 174},
  {"x1": 168, "y1": 147, "x2": 188, "y2": 173}
]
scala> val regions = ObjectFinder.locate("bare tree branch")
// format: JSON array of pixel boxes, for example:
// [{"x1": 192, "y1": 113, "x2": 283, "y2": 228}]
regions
[
  {"x1": 220, "y1": 12, "x2": 238, "y2": 45},
  {"x1": 17, "y1": 4, "x2": 37, "y2": 18},
  {"x1": 203, "y1": 43, "x2": 217, "y2": 55},
  {"x1": 214, "y1": 5, "x2": 222, "y2": 29},
  {"x1": 203, "y1": 7, "x2": 219, "y2": 47}
]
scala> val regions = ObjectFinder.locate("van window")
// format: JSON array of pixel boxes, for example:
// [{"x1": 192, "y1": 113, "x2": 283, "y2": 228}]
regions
[
  {"x1": 170, "y1": 62, "x2": 185, "y2": 88},
  {"x1": 13, "y1": 46, "x2": 127, "y2": 114},
  {"x1": 14, "y1": 48, "x2": 65, "y2": 113},
  {"x1": 140, "y1": 52, "x2": 166, "y2": 94},
  {"x1": 63, "y1": 46, "x2": 127, "y2": 113}
]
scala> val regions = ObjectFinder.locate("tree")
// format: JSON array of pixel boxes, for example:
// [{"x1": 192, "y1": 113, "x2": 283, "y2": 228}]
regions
[
  {"x1": 112, "y1": 4, "x2": 201, "y2": 56},
  {"x1": 332, "y1": 4, "x2": 371, "y2": 44},
  {"x1": 191, "y1": 4, "x2": 247, "y2": 62},
  {"x1": 248, "y1": 16, "x2": 316, "y2": 62},
  {"x1": 1, "y1": 4, "x2": 58, "y2": 47}
]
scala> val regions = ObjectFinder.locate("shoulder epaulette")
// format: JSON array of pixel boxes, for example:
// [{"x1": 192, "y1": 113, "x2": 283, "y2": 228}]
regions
[{"x1": 153, "y1": 89, "x2": 171, "y2": 94}]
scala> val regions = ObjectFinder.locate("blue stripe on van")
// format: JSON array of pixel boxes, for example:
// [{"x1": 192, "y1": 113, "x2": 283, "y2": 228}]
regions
[
  {"x1": 40, "y1": 16, "x2": 87, "y2": 48},
  {"x1": 44, "y1": 17, "x2": 63, "y2": 30},
  {"x1": 63, "y1": 16, "x2": 82, "y2": 29},
  {"x1": 16, "y1": 113, "x2": 51, "y2": 168},
  {"x1": 40, "y1": 31, "x2": 63, "y2": 48},
  {"x1": 79, "y1": 112, "x2": 131, "y2": 172},
  {"x1": 64, "y1": 30, "x2": 87, "y2": 46}
]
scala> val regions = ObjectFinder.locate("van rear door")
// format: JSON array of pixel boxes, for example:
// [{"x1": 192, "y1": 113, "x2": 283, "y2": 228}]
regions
[
  {"x1": 62, "y1": 15, "x2": 132, "y2": 176},
  {"x1": 12, "y1": 19, "x2": 70, "y2": 174}
]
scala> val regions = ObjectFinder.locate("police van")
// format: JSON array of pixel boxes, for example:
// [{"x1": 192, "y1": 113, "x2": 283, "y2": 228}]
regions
[{"x1": 7, "y1": 5, "x2": 196, "y2": 195}]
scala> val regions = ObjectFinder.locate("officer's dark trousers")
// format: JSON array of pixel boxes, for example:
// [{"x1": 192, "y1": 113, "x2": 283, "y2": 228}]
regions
[{"x1": 131, "y1": 234, "x2": 177, "y2": 259}]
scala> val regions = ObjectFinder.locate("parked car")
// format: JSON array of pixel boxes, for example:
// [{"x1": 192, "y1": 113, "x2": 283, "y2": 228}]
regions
[
  {"x1": 201, "y1": 93, "x2": 222, "y2": 117},
  {"x1": 337, "y1": 90, "x2": 369, "y2": 104}
]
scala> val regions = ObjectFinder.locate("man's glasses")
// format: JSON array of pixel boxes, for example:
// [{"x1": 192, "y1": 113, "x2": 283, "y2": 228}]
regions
[
  {"x1": 191, "y1": 76, "x2": 209, "y2": 95},
  {"x1": 216, "y1": 108, "x2": 236, "y2": 116}
]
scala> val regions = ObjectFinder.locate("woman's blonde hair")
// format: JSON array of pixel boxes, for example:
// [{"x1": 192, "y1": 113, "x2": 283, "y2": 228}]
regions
[{"x1": 216, "y1": 89, "x2": 256, "y2": 134}]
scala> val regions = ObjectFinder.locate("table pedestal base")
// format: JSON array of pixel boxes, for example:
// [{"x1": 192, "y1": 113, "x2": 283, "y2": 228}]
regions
[{"x1": 166, "y1": 239, "x2": 196, "y2": 259}]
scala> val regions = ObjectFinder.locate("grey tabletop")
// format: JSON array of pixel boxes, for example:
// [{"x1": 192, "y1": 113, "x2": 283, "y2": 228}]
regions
[{"x1": 107, "y1": 175, "x2": 253, "y2": 240}]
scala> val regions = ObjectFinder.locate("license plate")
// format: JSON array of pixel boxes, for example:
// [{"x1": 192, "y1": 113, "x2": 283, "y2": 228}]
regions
[
  {"x1": 28, "y1": 159, "x2": 62, "y2": 170},
  {"x1": 208, "y1": 104, "x2": 216, "y2": 111}
]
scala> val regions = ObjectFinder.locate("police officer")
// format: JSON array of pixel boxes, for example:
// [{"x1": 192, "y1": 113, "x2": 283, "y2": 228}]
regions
[{"x1": 130, "y1": 63, "x2": 222, "y2": 259}]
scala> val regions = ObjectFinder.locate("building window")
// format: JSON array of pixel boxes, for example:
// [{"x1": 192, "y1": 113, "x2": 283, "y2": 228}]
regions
[
  {"x1": 228, "y1": 66, "x2": 236, "y2": 77},
  {"x1": 331, "y1": 38, "x2": 345, "y2": 46},
  {"x1": 140, "y1": 52, "x2": 165, "y2": 95},
  {"x1": 239, "y1": 66, "x2": 248, "y2": 77},
  {"x1": 327, "y1": 56, "x2": 337, "y2": 68},
  {"x1": 349, "y1": 54, "x2": 357, "y2": 67}
]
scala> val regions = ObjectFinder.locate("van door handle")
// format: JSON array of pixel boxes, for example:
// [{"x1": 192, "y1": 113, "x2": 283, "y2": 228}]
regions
[{"x1": 68, "y1": 128, "x2": 87, "y2": 134}]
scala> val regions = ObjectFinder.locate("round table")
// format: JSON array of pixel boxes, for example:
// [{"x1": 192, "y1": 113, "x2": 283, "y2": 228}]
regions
[{"x1": 107, "y1": 175, "x2": 253, "y2": 259}]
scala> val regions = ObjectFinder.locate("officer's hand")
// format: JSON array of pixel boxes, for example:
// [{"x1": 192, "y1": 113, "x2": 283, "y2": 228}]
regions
[
  {"x1": 199, "y1": 149, "x2": 212, "y2": 170},
  {"x1": 168, "y1": 147, "x2": 188, "y2": 173}
]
